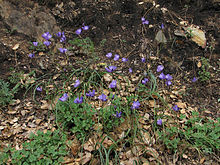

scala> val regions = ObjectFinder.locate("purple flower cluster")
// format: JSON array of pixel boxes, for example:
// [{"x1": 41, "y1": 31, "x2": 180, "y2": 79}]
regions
[
  {"x1": 86, "y1": 89, "x2": 95, "y2": 97},
  {"x1": 76, "y1": 23, "x2": 89, "y2": 35},
  {"x1": 74, "y1": 80, "x2": 80, "y2": 88},
  {"x1": 105, "y1": 66, "x2": 117, "y2": 73},
  {"x1": 157, "y1": 119, "x2": 162, "y2": 126},
  {"x1": 131, "y1": 101, "x2": 140, "y2": 110},
  {"x1": 56, "y1": 32, "x2": 66, "y2": 43},
  {"x1": 42, "y1": 32, "x2": 52, "y2": 47},
  {"x1": 141, "y1": 17, "x2": 149, "y2": 25},
  {"x1": 59, "y1": 93, "x2": 69, "y2": 102},
  {"x1": 59, "y1": 48, "x2": 68, "y2": 54},
  {"x1": 109, "y1": 80, "x2": 117, "y2": 88},
  {"x1": 74, "y1": 96, "x2": 83, "y2": 104},
  {"x1": 157, "y1": 65, "x2": 173, "y2": 86},
  {"x1": 113, "y1": 111, "x2": 122, "y2": 118},
  {"x1": 142, "y1": 78, "x2": 149, "y2": 84}
]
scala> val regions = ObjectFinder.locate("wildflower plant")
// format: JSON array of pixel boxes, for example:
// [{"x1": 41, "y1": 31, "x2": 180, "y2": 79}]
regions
[{"x1": 56, "y1": 94, "x2": 95, "y2": 141}]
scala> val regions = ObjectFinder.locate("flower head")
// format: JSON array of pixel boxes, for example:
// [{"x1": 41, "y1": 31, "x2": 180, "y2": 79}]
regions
[
  {"x1": 157, "y1": 65, "x2": 164, "y2": 72},
  {"x1": 192, "y1": 77, "x2": 198, "y2": 82},
  {"x1": 106, "y1": 52, "x2": 112, "y2": 58},
  {"x1": 122, "y1": 58, "x2": 128, "y2": 62},
  {"x1": 75, "y1": 28, "x2": 82, "y2": 35},
  {"x1": 60, "y1": 35, "x2": 66, "y2": 43},
  {"x1": 74, "y1": 96, "x2": 83, "y2": 104},
  {"x1": 59, "y1": 93, "x2": 68, "y2": 102},
  {"x1": 56, "y1": 32, "x2": 62, "y2": 37},
  {"x1": 109, "y1": 80, "x2": 117, "y2": 88},
  {"x1": 36, "y1": 87, "x2": 42, "y2": 92},
  {"x1": 165, "y1": 74, "x2": 172, "y2": 81},
  {"x1": 141, "y1": 17, "x2": 149, "y2": 25},
  {"x1": 98, "y1": 94, "x2": 107, "y2": 102},
  {"x1": 59, "y1": 48, "x2": 68, "y2": 54},
  {"x1": 131, "y1": 101, "x2": 140, "y2": 110},
  {"x1": 129, "y1": 68, "x2": 133, "y2": 73},
  {"x1": 28, "y1": 53, "x2": 35, "y2": 58},
  {"x1": 105, "y1": 66, "x2": 117, "y2": 72},
  {"x1": 86, "y1": 89, "x2": 95, "y2": 97},
  {"x1": 82, "y1": 24, "x2": 89, "y2": 30},
  {"x1": 172, "y1": 105, "x2": 179, "y2": 112},
  {"x1": 165, "y1": 80, "x2": 172, "y2": 86},
  {"x1": 43, "y1": 40, "x2": 51, "y2": 47},
  {"x1": 159, "y1": 72, "x2": 165, "y2": 79},
  {"x1": 157, "y1": 119, "x2": 162, "y2": 126},
  {"x1": 74, "y1": 79, "x2": 80, "y2": 88},
  {"x1": 141, "y1": 58, "x2": 146, "y2": 63},
  {"x1": 161, "y1": 23, "x2": 165, "y2": 29},
  {"x1": 42, "y1": 32, "x2": 52, "y2": 40},
  {"x1": 113, "y1": 111, "x2": 122, "y2": 118},
  {"x1": 114, "y1": 54, "x2": 120, "y2": 61},
  {"x1": 33, "y1": 42, "x2": 38, "y2": 46},
  {"x1": 142, "y1": 78, "x2": 149, "y2": 84}
]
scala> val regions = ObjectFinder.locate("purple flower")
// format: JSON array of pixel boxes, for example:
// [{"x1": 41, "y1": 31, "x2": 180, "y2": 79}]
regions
[
  {"x1": 129, "y1": 68, "x2": 133, "y2": 73},
  {"x1": 112, "y1": 94, "x2": 115, "y2": 99},
  {"x1": 165, "y1": 74, "x2": 172, "y2": 81},
  {"x1": 82, "y1": 24, "x2": 89, "y2": 30},
  {"x1": 142, "y1": 78, "x2": 149, "y2": 84},
  {"x1": 28, "y1": 53, "x2": 35, "y2": 58},
  {"x1": 161, "y1": 23, "x2": 165, "y2": 29},
  {"x1": 59, "y1": 48, "x2": 68, "y2": 53},
  {"x1": 159, "y1": 72, "x2": 165, "y2": 79},
  {"x1": 76, "y1": 28, "x2": 82, "y2": 35},
  {"x1": 33, "y1": 42, "x2": 38, "y2": 46},
  {"x1": 157, "y1": 65, "x2": 164, "y2": 72},
  {"x1": 165, "y1": 80, "x2": 172, "y2": 86},
  {"x1": 157, "y1": 119, "x2": 162, "y2": 126},
  {"x1": 56, "y1": 32, "x2": 62, "y2": 37},
  {"x1": 141, "y1": 58, "x2": 146, "y2": 63},
  {"x1": 98, "y1": 94, "x2": 107, "y2": 102},
  {"x1": 106, "y1": 52, "x2": 112, "y2": 58},
  {"x1": 113, "y1": 111, "x2": 122, "y2": 118},
  {"x1": 60, "y1": 36, "x2": 66, "y2": 43},
  {"x1": 74, "y1": 96, "x2": 83, "y2": 104},
  {"x1": 74, "y1": 79, "x2": 80, "y2": 88},
  {"x1": 131, "y1": 101, "x2": 140, "y2": 110},
  {"x1": 114, "y1": 54, "x2": 120, "y2": 61},
  {"x1": 141, "y1": 17, "x2": 149, "y2": 25},
  {"x1": 36, "y1": 87, "x2": 42, "y2": 92},
  {"x1": 122, "y1": 58, "x2": 128, "y2": 62},
  {"x1": 105, "y1": 66, "x2": 117, "y2": 72},
  {"x1": 109, "y1": 80, "x2": 117, "y2": 88},
  {"x1": 192, "y1": 77, "x2": 198, "y2": 82},
  {"x1": 43, "y1": 41, "x2": 51, "y2": 47},
  {"x1": 172, "y1": 105, "x2": 179, "y2": 112},
  {"x1": 42, "y1": 32, "x2": 52, "y2": 40},
  {"x1": 86, "y1": 89, "x2": 95, "y2": 97},
  {"x1": 59, "y1": 93, "x2": 68, "y2": 102}
]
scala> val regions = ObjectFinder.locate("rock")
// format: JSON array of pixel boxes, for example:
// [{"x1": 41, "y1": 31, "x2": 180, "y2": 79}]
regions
[{"x1": 0, "y1": 0, "x2": 60, "y2": 41}]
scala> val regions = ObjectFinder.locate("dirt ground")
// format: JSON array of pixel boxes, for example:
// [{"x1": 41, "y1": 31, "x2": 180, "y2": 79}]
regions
[{"x1": 0, "y1": 0, "x2": 219, "y2": 164}]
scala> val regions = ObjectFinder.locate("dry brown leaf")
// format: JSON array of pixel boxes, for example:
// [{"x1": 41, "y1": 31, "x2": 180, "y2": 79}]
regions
[
  {"x1": 145, "y1": 147, "x2": 159, "y2": 158},
  {"x1": 200, "y1": 157, "x2": 206, "y2": 164},
  {"x1": 81, "y1": 152, "x2": 92, "y2": 165},
  {"x1": 12, "y1": 43, "x2": 19, "y2": 50},
  {"x1": 197, "y1": 61, "x2": 202, "y2": 68},
  {"x1": 70, "y1": 139, "x2": 80, "y2": 156},
  {"x1": 176, "y1": 102, "x2": 187, "y2": 109}
]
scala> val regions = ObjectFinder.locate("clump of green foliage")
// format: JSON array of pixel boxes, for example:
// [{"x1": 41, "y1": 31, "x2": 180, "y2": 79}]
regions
[
  {"x1": 68, "y1": 37, "x2": 95, "y2": 56},
  {"x1": 0, "y1": 79, "x2": 15, "y2": 106},
  {"x1": 198, "y1": 57, "x2": 211, "y2": 82},
  {"x1": 56, "y1": 95, "x2": 96, "y2": 141},
  {"x1": 0, "y1": 130, "x2": 68, "y2": 164},
  {"x1": 158, "y1": 111, "x2": 220, "y2": 154}
]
